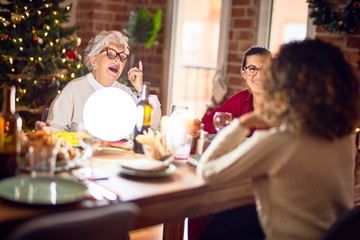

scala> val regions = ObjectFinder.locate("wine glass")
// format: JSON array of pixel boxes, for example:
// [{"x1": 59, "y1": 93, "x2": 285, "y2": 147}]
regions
[
  {"x1": 77, "y1": 123, "x2": 102, "y2": 179},
  {"x1": 213, "y1": 112, "x2": 233, "y2": 133}
]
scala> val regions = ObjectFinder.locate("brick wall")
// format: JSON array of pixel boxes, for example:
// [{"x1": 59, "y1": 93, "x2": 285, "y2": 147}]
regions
[
  {"x1": 74, "y1": 0, "x2": 166, "y2": 89},
  {"x1": 224, "y1": 0, "x2": 359, "y2": 98},
  {"x1": 225, "y1": 0, "x2": 261, "y2": 97},
  {"x1": 315, "y1": 26, "x2": 360, "y2": 81}
]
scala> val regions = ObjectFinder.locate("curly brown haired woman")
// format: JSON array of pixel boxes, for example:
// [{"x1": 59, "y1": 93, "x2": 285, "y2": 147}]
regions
[{"x1": 197, "y1": 39, "x2": 360, "y2": 240}]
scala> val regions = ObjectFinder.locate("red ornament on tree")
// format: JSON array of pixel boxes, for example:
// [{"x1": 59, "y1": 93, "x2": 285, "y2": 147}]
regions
[
  {"x1": 0, "y1": 34, "x2": 9, "y2": 41},
  {"x1": 32, "y1": 35, "x2": 44, "y2": 45},
  {"x1": 32, "y1": 35, "x2": 39, "y2": 42},
  {"x1": 66, "y1": 49, "x2": 77, "y2": 61}
]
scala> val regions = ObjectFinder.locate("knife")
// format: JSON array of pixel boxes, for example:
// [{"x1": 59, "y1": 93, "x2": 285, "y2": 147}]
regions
[{"x1": 86, "y1": 180, "x2": 120, "y2": 202}]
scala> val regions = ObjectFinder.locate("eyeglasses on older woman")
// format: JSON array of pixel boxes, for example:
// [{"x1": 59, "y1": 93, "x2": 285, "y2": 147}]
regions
[{"x1": 100, "y1": 47, "x2": 128, "y2": 62}]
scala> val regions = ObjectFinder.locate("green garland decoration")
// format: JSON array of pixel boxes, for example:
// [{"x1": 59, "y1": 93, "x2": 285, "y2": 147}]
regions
[{"x1": 308, "y1": 0, "x2": 360, "y2": 33}]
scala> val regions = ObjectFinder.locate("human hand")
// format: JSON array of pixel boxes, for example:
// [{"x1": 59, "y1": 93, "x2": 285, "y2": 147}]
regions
[
  {"x1": 128, "y1": 60, "x2": 143, "y2": 92},
  {"x1": 35, "y1": 121, "x2": 52, "y2": 131},
  {"x1": 192, "y1": 119, "x2": 202, "y2": 138},
  {"x1": 238, "y1": 110, "x2": 271, "y2": 129}
]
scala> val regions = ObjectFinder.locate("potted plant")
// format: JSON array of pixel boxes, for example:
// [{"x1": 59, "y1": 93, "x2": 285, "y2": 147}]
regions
[{"x1": 120, "y1": 6, "x2": 162, "y2": 85}]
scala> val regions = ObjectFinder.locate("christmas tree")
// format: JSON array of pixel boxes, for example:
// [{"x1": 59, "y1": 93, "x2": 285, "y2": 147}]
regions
[{"x1": 0, "y1": 0, "x2": 85, "y2": 131}]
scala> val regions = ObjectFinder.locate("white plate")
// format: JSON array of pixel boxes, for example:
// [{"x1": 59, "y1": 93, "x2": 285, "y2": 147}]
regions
[
  {"x1": 188, "y1": 154, "x2": 201, "y2": 167},
  {"x1": 0, "y1": 176, "x2": 87, "y2": 205},
  {"x1": 119, "y1": 164, "x2": 177, "y2": 178}
]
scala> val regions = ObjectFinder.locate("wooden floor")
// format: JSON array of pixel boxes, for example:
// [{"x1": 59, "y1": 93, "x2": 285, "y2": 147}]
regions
[
  {"x1": 130, "y1": 224, "x2": 163, "y2": 240},
  {"x1": 130, "y1": 220, "x2": 188, "y2": 240}
]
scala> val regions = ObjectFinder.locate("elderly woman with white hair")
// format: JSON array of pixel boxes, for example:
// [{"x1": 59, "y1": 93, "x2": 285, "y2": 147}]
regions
[{"x1": 45, "y1": 30, "x2": 161, "y2": 132}]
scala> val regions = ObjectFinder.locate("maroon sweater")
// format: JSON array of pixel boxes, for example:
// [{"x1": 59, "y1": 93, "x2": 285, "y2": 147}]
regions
[{"x1": 201, "y1": 90, "x2": 253, "y2": 134}]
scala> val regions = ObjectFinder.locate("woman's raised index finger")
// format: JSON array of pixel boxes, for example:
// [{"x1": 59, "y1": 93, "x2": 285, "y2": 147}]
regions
[{"x1": 139, "y1": 60, "x2": 143, "y2": 72}]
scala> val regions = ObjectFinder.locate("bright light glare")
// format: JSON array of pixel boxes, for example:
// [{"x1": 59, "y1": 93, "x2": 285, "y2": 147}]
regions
[{"x1": 83, "y1": 87, "x2": 137, "y2": 141}]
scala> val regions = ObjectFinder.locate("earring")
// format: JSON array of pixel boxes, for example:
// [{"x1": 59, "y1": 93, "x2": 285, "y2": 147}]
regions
[{"x1": 93, "y1": 65, "x2": 97, "y2": 70}]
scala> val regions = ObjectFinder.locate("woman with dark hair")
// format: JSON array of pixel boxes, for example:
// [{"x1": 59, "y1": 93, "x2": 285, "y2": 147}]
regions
[
  {"x1": 197, "y1": 39, "x2": 360, "y2": 239},
  {"x1": 201, "y1": 46, "x2": 272, "y2": 134},
  {"x1": 188, "y1": 46, "x2": 271, "y2": 240}
]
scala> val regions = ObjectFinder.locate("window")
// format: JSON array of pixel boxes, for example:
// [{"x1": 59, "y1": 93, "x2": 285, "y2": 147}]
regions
[
  {"x1": 258, "y1": 0, "x2": 310, "y2": 53},
  {"x1": 167, "y1": 0, "x2": 225, "y2": 118}
]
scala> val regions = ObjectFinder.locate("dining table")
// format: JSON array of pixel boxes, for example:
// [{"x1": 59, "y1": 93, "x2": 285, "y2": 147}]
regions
[{"x1": 0, "y1": 147, "x2": 255, "y2": 240}]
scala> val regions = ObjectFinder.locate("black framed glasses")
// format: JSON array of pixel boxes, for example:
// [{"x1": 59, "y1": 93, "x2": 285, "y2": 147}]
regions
[
  {"x1": 100, "y1": 48, "x2": 128, "y2": 62},
  {"x1": 242, "y1": 65, "x2": 266, "y2": 76}
]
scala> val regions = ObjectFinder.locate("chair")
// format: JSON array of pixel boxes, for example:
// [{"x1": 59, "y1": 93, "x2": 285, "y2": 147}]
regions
[
  {"x1": 41, "y1": 107, "x2": 49, "y2": 122},
  {"x1": 6, "y1": 203, "x2": 140, "y2": 240},
  {"x1": 321, "y1": 206, "x2": 360, "y2": 240},
  {"x1": 203, "y1": 69, "x2": 228, "y2": 117}
]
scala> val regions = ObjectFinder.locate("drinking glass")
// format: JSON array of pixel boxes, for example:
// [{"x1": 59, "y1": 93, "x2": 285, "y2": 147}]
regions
[
  {"x1": 172, "y1": 134, "x2": 193, "y2": 161},
  {"x1": 28, "y1": 145, "x2": 57, "y2": 177},
  {"x1": 77, "y1": 123, "x2": 102, "y2": 178},
  {"x1": 213, "y1": 112, "x2": 233, "y2": 133}
]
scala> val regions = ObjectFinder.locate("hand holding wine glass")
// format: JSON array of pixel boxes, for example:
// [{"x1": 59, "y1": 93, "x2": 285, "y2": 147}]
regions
[{"x1": 213, "y1": 112, "x2": 233, "y2": 133}]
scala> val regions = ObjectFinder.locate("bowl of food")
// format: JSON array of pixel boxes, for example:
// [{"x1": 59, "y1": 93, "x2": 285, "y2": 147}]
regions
[
  {"x1": 135, "y1": 129, "x2": 172, "y2": 161},
  {"x1": 142, "y1": 144, "x2": 172, "y2": 161},
  {"x1": 19, "y1": 130, "x2": 81, "y2": 172}
]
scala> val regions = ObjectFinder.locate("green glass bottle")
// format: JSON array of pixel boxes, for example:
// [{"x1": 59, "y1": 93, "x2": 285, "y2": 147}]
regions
[
  {"x1": 133, "y1": 84, "x2": 153, "y2": 153},
  {"x1": 0, "y1": 86, "x2": 22, "y2": 179}
]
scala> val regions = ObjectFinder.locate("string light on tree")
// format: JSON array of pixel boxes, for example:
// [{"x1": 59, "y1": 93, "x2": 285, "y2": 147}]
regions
[{"x1": 0, "y1": 0, "x2": 85, "y2": 130}]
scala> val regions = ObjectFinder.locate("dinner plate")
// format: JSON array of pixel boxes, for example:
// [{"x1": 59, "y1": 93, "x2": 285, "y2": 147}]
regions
[
  {"x1": 0, "y1": 176, "x2": 88, "y2": 205},
  {"x1": 188, "y1": 154, "x2": 201, "y2": 167},
  {"x1": 119, "y1": 164, "x2": 177, "y2": 178},
  {"x1": 208, "y1": 134, "x2": 217, "y2": 141}
]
